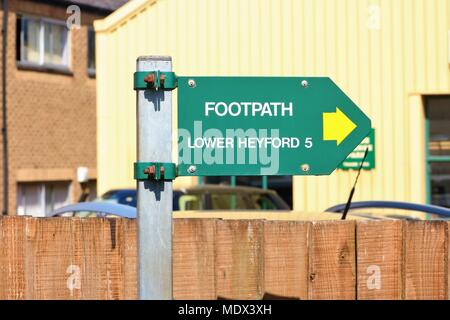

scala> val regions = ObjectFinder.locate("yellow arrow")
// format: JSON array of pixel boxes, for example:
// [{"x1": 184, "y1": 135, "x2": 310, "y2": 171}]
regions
[{"x1": 323, "y1": 107, "x2": 357, "y2": 145}]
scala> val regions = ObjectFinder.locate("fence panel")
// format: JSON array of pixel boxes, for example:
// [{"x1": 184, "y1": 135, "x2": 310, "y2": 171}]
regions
[{"x1": 0, "y1": 218, "x2": 450, "y2": 299}]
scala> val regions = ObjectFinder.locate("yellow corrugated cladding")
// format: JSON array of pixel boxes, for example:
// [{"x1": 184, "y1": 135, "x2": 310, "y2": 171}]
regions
[{"x1": 95, "y1": 0, "x2": 450, "y2": 212}]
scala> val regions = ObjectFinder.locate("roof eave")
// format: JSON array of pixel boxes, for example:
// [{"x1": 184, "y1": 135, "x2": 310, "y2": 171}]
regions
[
  {"x1": 94, "y1": 0, "x2": 154, "y2": 33},
  {"x1": 30, "y1": 0, "x2": 116, "y2": 15}
]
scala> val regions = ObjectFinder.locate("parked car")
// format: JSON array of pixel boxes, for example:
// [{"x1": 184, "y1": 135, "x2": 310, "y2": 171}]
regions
[
  {"x1": 173, "y1": 185, "x2": 290, "y2": 211},
  {"x1": 50, "y1": 185, "x2": 290, "y2": 218},
  {"x1": 325, "y1": 201, "x2": 450, "y2": 220},
  {"x1": 98, "y1": 185, "x2": 290, "y2": 211},
  {"x1": 49, "y1": 202, "x2": 136, "y2": 218}
]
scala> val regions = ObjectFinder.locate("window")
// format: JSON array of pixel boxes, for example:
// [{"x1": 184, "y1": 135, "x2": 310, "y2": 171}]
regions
[
  {"x1": 426, "y1": 96, "x2": 450, "y2": 209},
  {"x1": 17, "y1": 182, "x2": 71, "y2": 217},
  {"x1": 210, "y1": 193, "x2": 248, "y2": 210},
  {"x1": 176, "y1": 194, "x2": 204, "y2": 210},
  {"x1": 17, "y1": 15, "x2": 70, "y2": 71},
  {"x1": 87, "y1": 27, "x2": 96, "y2": 76},
  {"x1": 250, "y1": 194, "x2": 278, "y2": 210}
]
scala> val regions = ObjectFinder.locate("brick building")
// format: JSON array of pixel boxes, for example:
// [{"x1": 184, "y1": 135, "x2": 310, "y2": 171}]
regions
[{"x1": 0, "y1": 0, "x2": 127, "y2": 216}]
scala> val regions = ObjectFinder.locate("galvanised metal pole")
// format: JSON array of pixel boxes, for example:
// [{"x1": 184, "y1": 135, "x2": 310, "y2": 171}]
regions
[{"x1": 136, "y1": 56, "x2": 173, "y2": 300}]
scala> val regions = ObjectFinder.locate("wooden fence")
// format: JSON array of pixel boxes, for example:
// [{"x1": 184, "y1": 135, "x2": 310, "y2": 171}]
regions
[{"x1": 0, "y1": 217, "x2": 448, "y2": 300}]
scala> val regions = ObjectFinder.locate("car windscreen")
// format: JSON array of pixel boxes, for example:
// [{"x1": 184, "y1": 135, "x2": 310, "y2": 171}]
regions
[
  {"x1": 101, "y1": 191, "x2": 119, "y2": 200},
  {"x1": 101, "y1": 191, "x2": 137, "y2": 207}
]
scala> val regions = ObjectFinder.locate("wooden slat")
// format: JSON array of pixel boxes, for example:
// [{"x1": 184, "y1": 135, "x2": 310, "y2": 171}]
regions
[
  {"x1": 121, "y1": 219, "x2": 137, "y2": 299},
  {"x1": 27, "y1": 218, "x2": 78, "y2": 299},
  {"x1": 69, "y1": 218, "x2": 84, "y2": 300},
  {"x1": 263, "y1": 221, "x2": 309, "y2": 300},
  {"x1": 356, "y1": 220, "x2": 403, "y2": 300},
  {"x1": 308, "y1": 221, "x2": 356, "y2": 300},
  {"x1": 103, "y1": 218, "x2": 126, "y2": 300},
  {"x1": 24, "y1": 217, "x2": 37, "y2": 299},
  {"x1": 0, "y1": 217, "x2": 26, "y2": 299},
  {"x1": 215, "y1": 220, "x2": 264, "y2": 300},
  {"x1": 79, "y1": 219, "x2": 111, "y2": 299},
  {"x1": 173, "y1": 219, "x2": 216, "y2": 299},
  {"x1": 404, "y1": 221, "x2": 447, "y2": 300}
]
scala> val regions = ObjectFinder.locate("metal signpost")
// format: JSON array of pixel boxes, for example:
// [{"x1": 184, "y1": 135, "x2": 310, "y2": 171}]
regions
[
  {"x1": 134, "y1": 57, "x2": 371, "y2": 300},
  {"x1": 135, "y1": 56, "x2": 174, "y2": 300}
]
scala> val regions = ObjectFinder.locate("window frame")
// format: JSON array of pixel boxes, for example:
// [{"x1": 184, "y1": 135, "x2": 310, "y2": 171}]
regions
[
  {"x1": 87, "y1": 27, "x2": 96, "y2": 77},
  {"x1": 425, "y1": 95, "x2": 450, "y2": 218},
  {"x1": 17, "y1": 14, "x2": 72, "y2": 73},
  {"x1": 17, "y1": 181, "x2": 72, "y2": 217}
]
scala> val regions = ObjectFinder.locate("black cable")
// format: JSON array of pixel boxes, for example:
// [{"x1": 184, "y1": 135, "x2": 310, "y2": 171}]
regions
[
  {"x1": 341, "y1": 147, "x2": 369, "y2": 220},
  {"x1": 2, "y1": 0, "x2": 8, "y2": 215}
]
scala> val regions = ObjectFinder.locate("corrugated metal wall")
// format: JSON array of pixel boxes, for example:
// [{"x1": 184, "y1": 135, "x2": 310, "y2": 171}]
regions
[{"x1": 95, "y1": 0, "x2": 450, "y2": 211}]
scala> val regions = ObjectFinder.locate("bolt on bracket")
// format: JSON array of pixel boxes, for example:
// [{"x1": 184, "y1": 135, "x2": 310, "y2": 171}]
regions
[
  {"x1": 134, "y1": 162, "x2": 177, "y2": 181},
  {"x1": 134, "y1": 71, "x2": 178, "y2": 91}
]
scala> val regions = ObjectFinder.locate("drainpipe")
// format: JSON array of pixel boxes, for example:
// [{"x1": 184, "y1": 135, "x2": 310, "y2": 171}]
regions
[{"x1": 2, "y1": 0, "x2": 8, "y2": 215}]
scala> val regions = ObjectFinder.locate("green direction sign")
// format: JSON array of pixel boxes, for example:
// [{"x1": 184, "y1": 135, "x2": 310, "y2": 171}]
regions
[
  {"x1": 177, "y1": 77, "x2": 371, "y2": 176},
  {"x1": 338, "y1": 128, "x2": 375, "y2": 170}
]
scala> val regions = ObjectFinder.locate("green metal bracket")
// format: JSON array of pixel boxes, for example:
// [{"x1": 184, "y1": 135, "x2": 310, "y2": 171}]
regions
[
  {"x1": 134, "y1": 162, "x2": 177, "y2": 181},
  {"x1": 134, "y1": 71, "x2": 178, "y2": 91}
]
